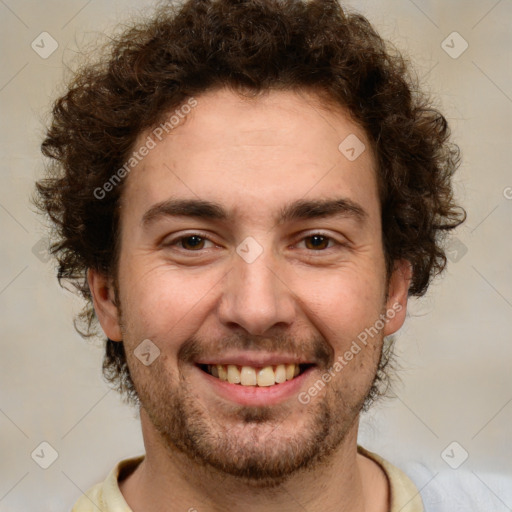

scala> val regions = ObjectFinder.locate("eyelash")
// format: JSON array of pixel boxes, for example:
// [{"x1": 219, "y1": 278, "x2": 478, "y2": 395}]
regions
[{"x1": 164, "y1": 232, "x2": 346, "y2": 253}]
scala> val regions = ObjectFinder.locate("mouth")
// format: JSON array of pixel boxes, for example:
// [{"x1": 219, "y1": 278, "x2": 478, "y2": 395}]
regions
[{"x1": 197, "y1": 363, "x2": 315, "y2": 387}]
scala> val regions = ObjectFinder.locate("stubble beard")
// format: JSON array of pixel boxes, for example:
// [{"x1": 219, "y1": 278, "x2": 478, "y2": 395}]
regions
[{"x1": 128, "y1": 336, "x2": 386, "y2": 488}]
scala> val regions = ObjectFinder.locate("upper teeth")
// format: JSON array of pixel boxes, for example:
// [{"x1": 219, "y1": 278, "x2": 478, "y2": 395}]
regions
[{"x1": 207, "y1": 364, "x2": 301, "y2": 387}]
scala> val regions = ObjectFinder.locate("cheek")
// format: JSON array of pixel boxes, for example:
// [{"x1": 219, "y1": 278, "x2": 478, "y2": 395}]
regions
[
  {"x1": 293, "y1": 266, "x2": 386, "y2": 340},
  {"x1": 118, "y1": 259, "x2": 223, "y2": 342},
  {"x1": 292, "y1": 266, "x2": 387, "y2": 387}
]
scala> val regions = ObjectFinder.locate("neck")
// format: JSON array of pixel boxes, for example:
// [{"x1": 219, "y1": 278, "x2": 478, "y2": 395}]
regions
[{"x1": 120, "y1": 408, "x2": 388, "y2": 512}]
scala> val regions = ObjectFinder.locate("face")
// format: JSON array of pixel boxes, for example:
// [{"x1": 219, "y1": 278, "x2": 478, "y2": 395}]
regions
[{"x1": 90, "y1": 87, "x2": 410, "y2": 486}]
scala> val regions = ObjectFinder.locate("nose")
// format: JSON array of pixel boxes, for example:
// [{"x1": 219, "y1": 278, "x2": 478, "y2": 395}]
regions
[{"x1": 217, "y1": 245, "x2": 296, "y2": 336}]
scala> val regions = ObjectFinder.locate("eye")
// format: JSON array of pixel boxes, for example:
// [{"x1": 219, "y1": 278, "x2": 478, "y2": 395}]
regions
[
  {"x1": 297, "y1": 233, "x2": 339, "y2": 251},
  {"x1": 168, "y1": 234, "x2": 216, "y2": 251},
  {"x1": 164, "y1": 232, "x2": 345, "y2": 254},
  {"x1": 302, "y1": 234, "x2": 332, "y2": 250}
]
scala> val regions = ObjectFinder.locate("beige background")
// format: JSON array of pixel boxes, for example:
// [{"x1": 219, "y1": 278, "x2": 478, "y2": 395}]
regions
[{"x1": 0, "y1": 0, "x2": 511, "y2": 510}]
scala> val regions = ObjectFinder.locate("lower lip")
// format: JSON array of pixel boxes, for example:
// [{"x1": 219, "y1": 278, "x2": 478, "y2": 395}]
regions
[{"x1": 196, "y1": 365, "x2": 316, "y2": 406}]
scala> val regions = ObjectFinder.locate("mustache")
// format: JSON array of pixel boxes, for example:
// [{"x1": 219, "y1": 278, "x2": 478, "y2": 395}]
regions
[{"x1": 178, "y1": 331, "x2": 334, "y2": 368}]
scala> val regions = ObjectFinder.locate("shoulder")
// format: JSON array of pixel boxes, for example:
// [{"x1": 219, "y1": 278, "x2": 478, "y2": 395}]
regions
[
  {"x1": 71, "y1": 482, "x2": 104, "y2": 512},
  {"x1": 70, "y1": 456, "x2": 144, "y2": 512},
  {"x1": 357, "y1": 445, "x2": 425, "y2": 512}
]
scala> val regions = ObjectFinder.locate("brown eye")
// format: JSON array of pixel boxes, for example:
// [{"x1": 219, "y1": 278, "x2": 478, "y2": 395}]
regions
[
  {"x1": 304, "y1": 235, "x2": 331, "y2": 250},
  {"x1": 180, "y1": 235, "x2": 206, "y2": 250}
]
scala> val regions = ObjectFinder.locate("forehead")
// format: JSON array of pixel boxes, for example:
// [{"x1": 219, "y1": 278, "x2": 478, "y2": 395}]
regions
[{"x1": 121, "y1": 87, "x2": 379, "y2": 224}]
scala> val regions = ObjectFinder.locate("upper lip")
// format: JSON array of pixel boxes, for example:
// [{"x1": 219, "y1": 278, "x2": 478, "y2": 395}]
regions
[{"x1": 195, "y1": 352, "x2": 314, "y2": 368}]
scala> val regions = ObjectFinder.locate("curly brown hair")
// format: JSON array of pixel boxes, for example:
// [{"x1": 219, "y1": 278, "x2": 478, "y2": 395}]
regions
[{"x1": 35, "y1": 0, "x2": 465, "y2": 404}]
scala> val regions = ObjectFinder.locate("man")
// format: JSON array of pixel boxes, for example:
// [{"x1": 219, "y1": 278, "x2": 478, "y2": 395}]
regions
[{"x1": 35, "y1": 0, "x2": 465, "y2": 510}]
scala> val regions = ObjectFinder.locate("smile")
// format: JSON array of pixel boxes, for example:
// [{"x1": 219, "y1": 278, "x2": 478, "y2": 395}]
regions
[{"x1": 197, "y1": 363, "x2": 314, "y2": 387}]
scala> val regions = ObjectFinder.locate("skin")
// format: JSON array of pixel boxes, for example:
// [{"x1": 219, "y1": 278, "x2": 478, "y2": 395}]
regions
[{"x1": 89, "y1": 86, "x2": 411, "y2": 512}]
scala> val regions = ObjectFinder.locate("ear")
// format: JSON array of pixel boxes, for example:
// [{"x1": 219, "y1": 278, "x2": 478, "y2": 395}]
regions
[
  {"x1": 87, "y1": 268, "x2": 123, "y2": 341},
  {"x1": 383, "y1": 259, "x2": 412, "y2": 336}
]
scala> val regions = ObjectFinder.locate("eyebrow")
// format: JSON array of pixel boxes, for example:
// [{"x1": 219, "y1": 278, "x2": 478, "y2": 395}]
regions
[{"x1": 141, "y1": 197, "x2": 367, "y2": 227}]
